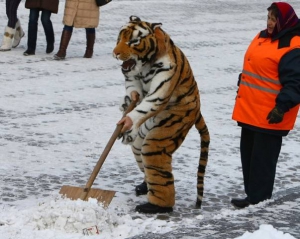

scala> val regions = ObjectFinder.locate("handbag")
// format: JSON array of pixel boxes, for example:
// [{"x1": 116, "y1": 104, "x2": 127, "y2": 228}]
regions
[{"x1": 96, "y1": 0, "x2": 112, "y2": 7}]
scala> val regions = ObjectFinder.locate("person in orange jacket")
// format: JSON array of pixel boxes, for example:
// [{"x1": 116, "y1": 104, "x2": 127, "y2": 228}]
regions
[{"x1": 231, "y1": 2, "x2": 300, "y2": 209}]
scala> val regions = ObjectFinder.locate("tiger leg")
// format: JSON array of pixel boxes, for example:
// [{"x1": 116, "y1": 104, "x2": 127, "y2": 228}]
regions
[
  {"x1": 132, "y1": 119, "x2": 152, "y2": 195},
  {"x1": 132, "y1": 134, "x2": 145, "y2": 173},
  {"x1": 142, "y1": 115, "x2": 194, "y2": 208},
  {"x1": 131, "y1": 119, "x2": 153, "y2": 172}
]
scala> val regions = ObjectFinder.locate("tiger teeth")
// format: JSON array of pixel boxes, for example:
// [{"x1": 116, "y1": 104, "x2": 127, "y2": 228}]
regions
[{"x1": 121, "y1": 59, "x2": 136, "y2": 72}]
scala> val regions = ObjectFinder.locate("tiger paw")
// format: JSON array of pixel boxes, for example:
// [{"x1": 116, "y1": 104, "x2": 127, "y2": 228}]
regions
[
  {"x1": 121, "y1": 127, "x2": 138, "y2": 145},
  {"x1": 135, "y1": 203, "x2": 173, "y2": 214},
  {"x1": 135, "y1": 181, "x2": 148, "y2": 196},
  {"x1": 119, "y1": 95, "x2": 131, "y2": 112}
]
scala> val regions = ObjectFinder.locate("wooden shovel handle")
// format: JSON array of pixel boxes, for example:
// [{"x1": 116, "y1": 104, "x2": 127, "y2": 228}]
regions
[{"x1": 80, "y1": 98, "x2": 138, "y2": 200}]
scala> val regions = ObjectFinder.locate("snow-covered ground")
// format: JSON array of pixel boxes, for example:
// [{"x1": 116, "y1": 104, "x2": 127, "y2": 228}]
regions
[{"x1": 0, "y1": 0, "x2": 300, "y2": 238}]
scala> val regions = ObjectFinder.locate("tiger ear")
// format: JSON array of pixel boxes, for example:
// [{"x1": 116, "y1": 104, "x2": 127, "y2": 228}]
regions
[
  {"x1": 154, "y1": 26, "x2": 169, "y2": 58},
  {"x1": 129, "y1": 16, "x2": 141, "y2": 22},
  {"x1": 151, "y1": 23, "x2": 162, "y2": 30}
]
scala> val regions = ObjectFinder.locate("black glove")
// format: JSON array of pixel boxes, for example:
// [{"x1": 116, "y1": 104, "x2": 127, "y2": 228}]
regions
[
  {"x1": 237, "y1": 73, "x2": 242, "y2": 86},
  {"x1": 267, "y1": 106, "x2": 284, "y2": 124}
]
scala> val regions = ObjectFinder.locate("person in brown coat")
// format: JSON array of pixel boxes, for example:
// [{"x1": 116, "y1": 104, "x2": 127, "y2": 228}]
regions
[
  {"x1": 23, "y1": 0, "x2": 59, "y2": 56},
  {"x1": 54, "y1": 0, "x2": 100, "y2": 60}
]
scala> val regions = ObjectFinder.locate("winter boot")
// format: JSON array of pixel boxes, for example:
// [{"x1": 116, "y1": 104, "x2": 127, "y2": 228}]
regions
[
  {"x1": 54, "y1": 30, "x2": 72, "y2": 60},
  {"x1": 12, "y1": 19, "x2": 25, "y2": 48},
  {"x1": 0, "y1": 26, "x2": 15, "y2": 51},
  {"x1": 23, "y1": 21, "x2": 37, "y2": 56},
  {"x1": 231, "y1": 198, "x2": 253, "y2": 209},
  {"x1": 23, "y1": 49, "x2": 35, "y2": 56},
  {"x1": 83, "y1": 32, "x2": 95, "y2": 58},
  {"x1": 46, "y1": 43, "x2": 54, "y2": 54}
]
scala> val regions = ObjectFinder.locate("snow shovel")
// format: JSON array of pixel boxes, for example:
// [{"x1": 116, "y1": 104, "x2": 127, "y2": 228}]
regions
[{"x1": 59, "y1": 99, "x2": 138, "y2": 208}]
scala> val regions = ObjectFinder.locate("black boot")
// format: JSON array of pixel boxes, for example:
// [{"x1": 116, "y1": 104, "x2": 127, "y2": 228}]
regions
[
  {"x1": 230, "y1": 198, "x2": 251, "y2": 209},
  {"x1": 23, "y1": 49, "x2": 35, "y2": 56},
  {"x1": 135, "y1": 181, "x2": 148, "y2": 196},
  {"x1": 46, "y1": 44, "x2": 54, "y2": 54},
  {"x1": 54, "y1": 30, "x2": 72, "y2": 60},
  {"x1": 24, "y1": 21, "x2": 37, "y2": 56},
  {"x1": 135, "y1": 203, "x2": 173, "y2": 214}
]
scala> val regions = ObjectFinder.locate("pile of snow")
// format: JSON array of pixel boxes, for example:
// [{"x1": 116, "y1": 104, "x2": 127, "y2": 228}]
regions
[
  {"x1": 0, "y1": 197, "x2": 296, "y2": 239},
  {"x1": 0, "y1": 196, "x2": 177, "y2": 239},
  {"x1": 235, "y1": 224, "x2": 296, "y2": 239}
]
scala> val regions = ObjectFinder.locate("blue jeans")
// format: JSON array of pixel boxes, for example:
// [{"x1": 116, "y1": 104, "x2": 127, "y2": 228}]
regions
[
  {"x1": 27, "y1": 9, "x2": 54, "y2": 50},
  {"x1": 63, "y1": 25, "x2": 95, "y2": 34}
]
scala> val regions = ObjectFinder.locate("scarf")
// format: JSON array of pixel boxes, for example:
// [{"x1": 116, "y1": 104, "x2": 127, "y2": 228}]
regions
[{"x1": 271, "y1": 2, "x2": 299, "y2": 37}]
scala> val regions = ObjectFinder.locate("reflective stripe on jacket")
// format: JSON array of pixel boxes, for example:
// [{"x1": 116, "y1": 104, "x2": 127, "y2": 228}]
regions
[{"x1": 232, "y1": 33, "x2": 300, "y2": 130}]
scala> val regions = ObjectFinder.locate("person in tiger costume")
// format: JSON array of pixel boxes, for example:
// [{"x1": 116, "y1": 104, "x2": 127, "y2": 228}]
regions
[{"x1": 113, "y1": 16, "x2": 210, "y2": 214}]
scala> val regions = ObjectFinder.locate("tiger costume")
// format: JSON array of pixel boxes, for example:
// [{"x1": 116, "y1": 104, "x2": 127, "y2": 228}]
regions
[{"x1": 113, "y1": 16, "x2": 210, "y2": 214}]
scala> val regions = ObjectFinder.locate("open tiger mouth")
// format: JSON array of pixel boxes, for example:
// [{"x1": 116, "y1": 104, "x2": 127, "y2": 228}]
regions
[{"x1": 122, "y1": 59, "x2": 136, "y2": 72}]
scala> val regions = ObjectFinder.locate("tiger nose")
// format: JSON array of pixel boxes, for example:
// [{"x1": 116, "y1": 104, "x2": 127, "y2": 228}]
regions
[{"x1": 113, "y1": 47, "x2": 120, "y2": 59}]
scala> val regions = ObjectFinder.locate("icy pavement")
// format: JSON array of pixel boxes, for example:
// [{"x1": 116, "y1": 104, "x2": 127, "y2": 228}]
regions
[
  {"x1": 129, "y1": 187, "x2": 300, "y2": 238},
  {"x1": 1, "y1": 1, "x2": 300, "y2": 238}
]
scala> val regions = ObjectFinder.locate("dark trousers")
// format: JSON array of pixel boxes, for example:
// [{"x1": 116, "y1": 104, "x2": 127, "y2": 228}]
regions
[
  {"x1": 63, "y1": 25, "x2": 96, "y2": 34},
  {"x1": 240, "y1": 128, "x2": 282, "y2": 204},
  {"x1": 27, "y1": 9, "x2": 54, "y2": 51},
  {"x1": 6, "y1": 0, "x2": 22, "y2": 28}
]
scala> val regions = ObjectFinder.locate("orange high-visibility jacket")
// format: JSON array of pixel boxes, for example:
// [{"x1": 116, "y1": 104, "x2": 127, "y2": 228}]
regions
[{"x1": 232, "y1": 32, "x2": 300, "y2": 130}]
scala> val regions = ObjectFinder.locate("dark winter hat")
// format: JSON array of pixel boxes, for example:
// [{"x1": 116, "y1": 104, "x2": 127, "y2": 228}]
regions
[{"x1": 270, "y1": 2, "x2": 299, "y2": 36}]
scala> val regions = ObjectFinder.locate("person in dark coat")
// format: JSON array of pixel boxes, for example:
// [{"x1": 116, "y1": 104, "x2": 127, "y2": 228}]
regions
[
  {"x1": 231, "y1": 2, "x2": 300, "y2": 209},
  {"x1": 23, "y1": 0, "x2": 59, "y2": 56}
]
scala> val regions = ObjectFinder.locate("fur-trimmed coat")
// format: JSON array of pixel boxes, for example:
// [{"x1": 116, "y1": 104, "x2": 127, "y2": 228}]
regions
[
  {"x1": 63, "y1": 0, "x2": 100, "y2": 28},
  {"x1": 25, "y1": 0, "x2": 59, "y2": 14}
]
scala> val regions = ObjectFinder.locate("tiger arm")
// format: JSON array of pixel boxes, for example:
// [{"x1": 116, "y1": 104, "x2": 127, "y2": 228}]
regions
[
  {"x1": 128, "y1": 54, "x2": 181, "y2": 126},
  {"x1": 119, "y1": 76, "x2": 143, "y2": 112},
  {"x1": 121, "y1": 68, "x2": 178, "y2": 144}
]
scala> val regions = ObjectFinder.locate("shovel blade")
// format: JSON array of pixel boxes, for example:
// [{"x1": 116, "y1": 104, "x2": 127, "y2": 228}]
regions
[{"x1": 59, "y1": 185, "x2": 116, "y2": 208}]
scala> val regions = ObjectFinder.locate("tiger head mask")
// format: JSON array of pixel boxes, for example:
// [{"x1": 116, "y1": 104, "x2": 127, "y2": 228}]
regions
[{"x1": 113, "y1": 16, "x2": 171, "y2": 74}]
